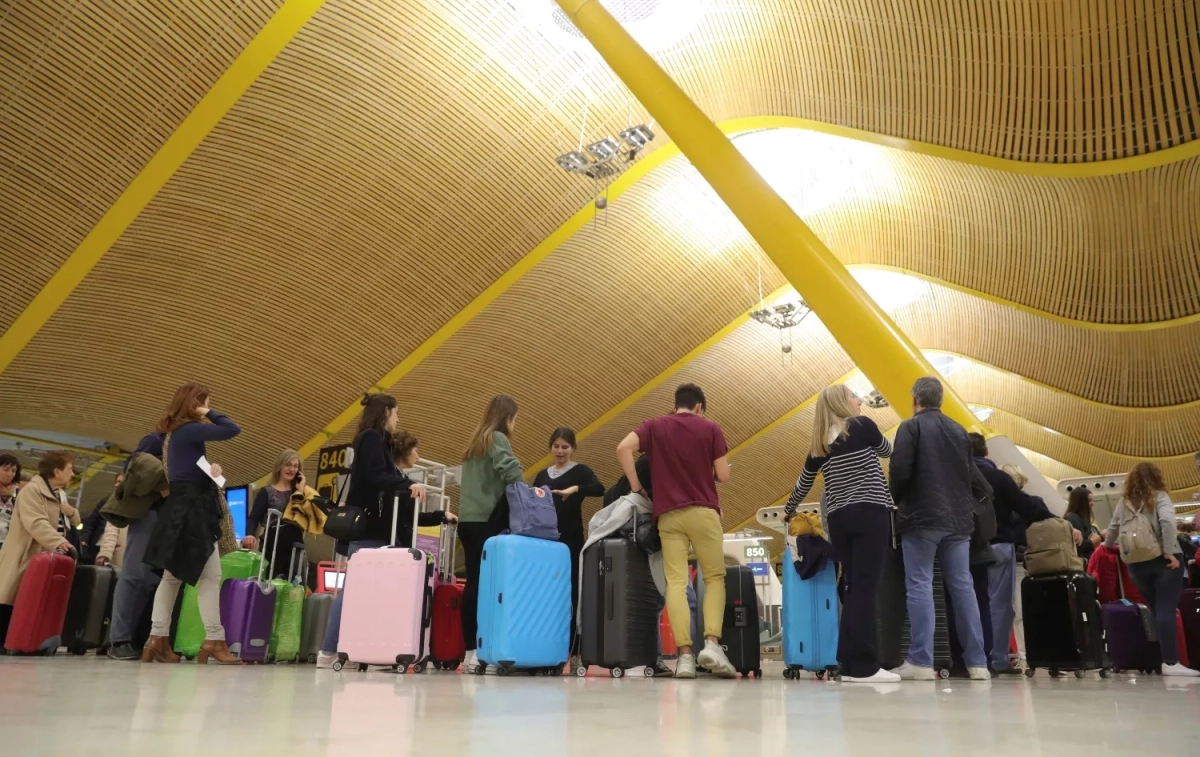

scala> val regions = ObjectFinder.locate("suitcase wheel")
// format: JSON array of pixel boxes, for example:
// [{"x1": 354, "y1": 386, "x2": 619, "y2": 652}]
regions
[
  {"x1": 642, "y1": 666, "x2": 654, "y2": 678},
  {"x1": 398, "y1": 664, "x2": 409, "y2": 674},
  {"x1": 1098, "y1": 668, "x2": 1111, "y2": 679},
  {"x1": 308, "y1": 654, "x2": 317, "y2": 664},
  {"x1": 937, "y1": 668, "x2": 950, "y2": 680},
  {"x1": 412, "y1": 662, "x2": 426, "y2": 674},
  {"x1": 576, "y1": 665, "x2": 588, "y2": 678},
  {"x1": 332, "y1": 659, "x2": 344, "y2": 672},
  {"x1": 68, "y1": 646, "x2": 86, "y2": 656},
  {"x1": 496, "y1": 665, "x2": 511, "y2": 677},
  {"x1": 474, "y1": 664, "x2": 487, "y2": 676},
  {"x1": 358, "y1": 663, "x2": 369, "y2": 673},
  {"x1": 1023, "y1": 668, "x2": 1036, "y2": 678},
  {"x1": 1073, "y1": 670, "x2": 1085, "y2": 679},
  {"x1": 1048, "y1": 669, "x2": 1061, "y2": 678},
  {"x1": 754, "y1": 669, "x2": 763, "y2": 679},
  {"x1": 611, "y1": 667, "x2": 624, "y2": 679}
]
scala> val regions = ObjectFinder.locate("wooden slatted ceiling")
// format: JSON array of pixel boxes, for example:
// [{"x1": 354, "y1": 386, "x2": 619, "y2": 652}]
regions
[
  {"x1": 4, "y1": 0, "x2": 1200, "y2": 486},
  {"x1": 949, "y1": 360, "x2": 1200, "y2": 458},
  {"x1": 0, "y1": 0, "x2": 285, "y2": 333},
  {"x1": 455, "y1": 0, "x2": 1200, "y2": 163}
]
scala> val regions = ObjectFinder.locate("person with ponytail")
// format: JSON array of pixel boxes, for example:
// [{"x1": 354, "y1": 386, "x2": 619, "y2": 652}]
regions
[{"x1": 315, "y1": 394, "x2": 454, "y2": 668}]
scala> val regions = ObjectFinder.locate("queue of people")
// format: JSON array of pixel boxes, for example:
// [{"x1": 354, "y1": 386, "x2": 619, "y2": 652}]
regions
[{"x1": 0, "y1": 375, "x2": 1194, "y2": 682}]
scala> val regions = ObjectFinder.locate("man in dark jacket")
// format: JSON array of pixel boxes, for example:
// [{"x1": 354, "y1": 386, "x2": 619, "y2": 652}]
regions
[
  {"x1": 889, "y1": 377, "x2": 993, "y2": 680},
  {"x1": 967, "y1": 433, "x2": 1058, "y2": 673}
]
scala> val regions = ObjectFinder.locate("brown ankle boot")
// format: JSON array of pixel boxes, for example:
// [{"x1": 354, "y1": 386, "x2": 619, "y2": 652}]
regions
[
  {"x1": 141, "y1": 636, "x2": 180, "y2": 663},
  {"x1": 197, "y1": 639, "x2": 240, "y2": 665}
]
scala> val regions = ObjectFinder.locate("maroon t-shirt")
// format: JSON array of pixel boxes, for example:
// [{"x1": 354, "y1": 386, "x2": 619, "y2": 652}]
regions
[{"x1": 635, "y1": 412, "x2": 728, "y2": 519}]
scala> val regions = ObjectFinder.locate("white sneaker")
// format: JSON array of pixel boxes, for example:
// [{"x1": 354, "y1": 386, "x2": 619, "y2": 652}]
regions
[
  {"x1": 1162, "y1": 663, "x2": 1200, "y2": 677},
  {"x1": 967, "y1": 667, "x2": 992, "y2": 681},
  {"x1": 316, "y1": 650, "x2": 337, "y2": 669},
  {"x1": 675, "y1": 654, "x2": 697, "y2": 679},
  {"x1": 697, "y1": 640, "x2": 737, "y2": 679},
  {"x1": 844, "y1": 668, "x2": 902, "y2": 683},
  {"x1": 463, "y1": 650, "x2": 478, "y2": 671},
  {"x1": 893, "y1": 662, "x2": 937, "y2": 681}
]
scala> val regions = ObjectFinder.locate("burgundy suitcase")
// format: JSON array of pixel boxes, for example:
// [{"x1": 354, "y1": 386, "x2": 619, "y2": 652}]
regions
[
  {"x1": 219, "y1": 510, "x2": 279, "y2": 662},
  {"x1": 5, "y1": 551, "x2": 76, "y2": 654},
  {"x1": 430, "y1": 525, "x2": 465, "y2": 669},
  {"x1": 1180, "y1": 589, "x2": 1200, "y2": 669}
]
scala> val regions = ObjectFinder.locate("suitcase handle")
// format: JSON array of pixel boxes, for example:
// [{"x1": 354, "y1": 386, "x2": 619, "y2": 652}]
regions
[
  {"x1": 260, "y1": 508, "x2": 283, "y2": 583},
  {"x1": 290, "y1": 544, "x2": 307, "y2": 586}
]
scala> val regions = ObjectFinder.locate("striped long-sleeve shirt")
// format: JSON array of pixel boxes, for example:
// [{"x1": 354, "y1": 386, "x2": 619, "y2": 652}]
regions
[{"x1": 785, "y1": 416, "x2": 894, "y2": 517}]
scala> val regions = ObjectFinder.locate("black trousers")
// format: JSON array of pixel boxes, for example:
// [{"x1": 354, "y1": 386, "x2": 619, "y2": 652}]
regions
[
  {"x1": 0, "y1": 603, "x2": 12, "y2": 650},
  {"x1": 828, "y1": 504, "x2": 890, "y2": 678},
  {"x1": 459, "y1": 519, "x2": 503, "y2": 652},
  {"x1": 946, "y1": 563, "x2": 993, "y2": 671},
  {"x1": 560, "y1": 532, "x2": 584, "y2": 654}
]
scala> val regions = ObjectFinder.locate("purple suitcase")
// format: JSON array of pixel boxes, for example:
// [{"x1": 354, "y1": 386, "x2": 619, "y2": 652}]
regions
[
  {"x1": 219, "y1": 511, "x2": 279, "y2": 662},
  {"x1": 1102, "y1": 600, "x2": 1161, "y2": 673}
]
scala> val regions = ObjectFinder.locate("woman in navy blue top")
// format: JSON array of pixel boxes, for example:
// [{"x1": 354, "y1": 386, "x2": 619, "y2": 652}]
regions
[{"x1": 142, "y1": 383, "x2": 241, "y2": 664}]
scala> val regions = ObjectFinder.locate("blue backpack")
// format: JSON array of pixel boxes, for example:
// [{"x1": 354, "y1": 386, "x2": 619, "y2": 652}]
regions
[{"x1": 505, "y1": 482, "x2": 559, "y2": 541}]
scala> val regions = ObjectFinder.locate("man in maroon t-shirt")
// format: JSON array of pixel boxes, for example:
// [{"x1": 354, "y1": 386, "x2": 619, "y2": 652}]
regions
[{"x1": 617, "y1": 383, "x2": 734, "y2": 678}]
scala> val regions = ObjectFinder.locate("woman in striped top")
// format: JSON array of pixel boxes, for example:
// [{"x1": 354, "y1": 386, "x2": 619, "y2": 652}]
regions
[{"x1": 785, "y1": 384, "x2": 898, "y2": 683}]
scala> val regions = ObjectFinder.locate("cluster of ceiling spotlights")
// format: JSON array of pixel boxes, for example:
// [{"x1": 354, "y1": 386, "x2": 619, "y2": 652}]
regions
[{"x1": 556, "y1": 124, "x2": 655, "y2": 180}]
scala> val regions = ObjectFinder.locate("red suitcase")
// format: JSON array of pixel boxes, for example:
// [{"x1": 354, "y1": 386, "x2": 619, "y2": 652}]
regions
[
  {"x1": 6, "y1": 551, "x2": 76, "y2": 654},
  {"x1": 430, "y1": 524, "x2": 465, "y2": 669}
]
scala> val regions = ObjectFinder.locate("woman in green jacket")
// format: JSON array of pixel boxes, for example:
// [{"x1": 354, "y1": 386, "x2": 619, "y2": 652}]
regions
[{"x1": 459, "y1": 394, "x2": 523, "y2": 672}]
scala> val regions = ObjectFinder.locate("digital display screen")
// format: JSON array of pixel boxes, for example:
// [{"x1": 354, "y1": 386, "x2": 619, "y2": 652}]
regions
[{"x1": 225, "y1": 485, "x2": 248, "y2": 541}]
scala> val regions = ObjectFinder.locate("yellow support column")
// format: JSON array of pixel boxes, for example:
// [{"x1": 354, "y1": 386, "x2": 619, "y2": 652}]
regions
[{"x1": 554, "y1": 0, "x2": 980, "y2": 431}]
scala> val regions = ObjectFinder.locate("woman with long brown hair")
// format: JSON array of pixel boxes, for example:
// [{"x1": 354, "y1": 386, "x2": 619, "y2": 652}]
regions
[
  {"x1": 244, "y1": 449, "x2": 309, "y2": 580},
  {"x1": 141, "y1": 383, "x2": 241, "y2": 664},
  {"x1": 458, "y1": 394, "x2": 523, "y2": 673},
  {"x1": 1104, "y1": 462, "x2": 1198, "y2": 677}
]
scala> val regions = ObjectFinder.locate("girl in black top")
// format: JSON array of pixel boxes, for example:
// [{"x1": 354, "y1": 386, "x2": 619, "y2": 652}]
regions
[
  {"x1": 532, "y1": 427, "x2": 604, "y2": 668},
  {"x1": 316, "y1": 394, "x2": 456, "y2": 667}
]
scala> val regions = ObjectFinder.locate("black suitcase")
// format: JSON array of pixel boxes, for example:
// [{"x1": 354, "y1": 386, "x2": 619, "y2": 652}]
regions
[
  {"x1": 579, "y1": 537, "x2": 659, "y2": 677},
  {"x1": 721, "y1": 565, "x2": 761, "y2": 677},
  {"x1": 876, "y1": 545, "x2": 907, "y2": 670},
  {"x1": 62, "y1": 565, "x2": 117, "y2": 654},
  {"x1": 879, "y1": 553, "x2": 952, "y2": 677},
  {"x1": 1022, "y1": 571, "x2": 1106, "y2": 677}
]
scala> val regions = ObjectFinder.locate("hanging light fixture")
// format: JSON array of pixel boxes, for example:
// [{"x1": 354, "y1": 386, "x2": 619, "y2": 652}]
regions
[{"x1": 749, "y1": 299, "x2": 812, "y2": 364}]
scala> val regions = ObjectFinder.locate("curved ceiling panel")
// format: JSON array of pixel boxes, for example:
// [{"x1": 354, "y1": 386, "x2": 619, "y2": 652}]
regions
[
  {"x1": 0, "y1": 0, "x2": 285, "y2": 332},
  {"x1": 945, "y1": 356, "x2": 1200, "y2": 458},
  {"x1": 459, "y1": 0, "x2": 1200, "y2": 162},
  {"x1": 895, "y1": 284, "x2": 1200, "y2": 407}
]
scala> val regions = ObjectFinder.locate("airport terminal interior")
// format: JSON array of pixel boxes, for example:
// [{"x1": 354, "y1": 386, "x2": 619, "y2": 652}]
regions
[{"x1": 3, "y1": 0, "x2": 1200, "y2": 755}]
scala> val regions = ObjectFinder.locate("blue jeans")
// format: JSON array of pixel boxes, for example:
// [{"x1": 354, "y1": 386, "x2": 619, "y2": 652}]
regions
[
  {"x1": 986, "y1": 543, "x2": 1017, "y2": 670},
  {"x1": 109, "y1": 510, "x2": 161, "y2": 644},
  {"x1": 902, "y1": 529, "x2": 987, "y2": 669},
  {"x1": 320, "y1": 540, "x2": 385, "y2": 653},
  {"x1": 1126, "y1": 556, "x2": 1186, "y2": 665}
]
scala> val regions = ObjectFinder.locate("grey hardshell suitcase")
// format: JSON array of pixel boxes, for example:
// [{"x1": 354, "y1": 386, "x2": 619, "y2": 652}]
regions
[{"x1": 577, "y1": 536, "x2": 659, "y2": 678}]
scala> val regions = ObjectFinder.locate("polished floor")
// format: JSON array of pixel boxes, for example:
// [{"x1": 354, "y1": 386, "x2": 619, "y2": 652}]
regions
[{"x1": 2, "y1": 657, "x2": 1196, "y2": 756}]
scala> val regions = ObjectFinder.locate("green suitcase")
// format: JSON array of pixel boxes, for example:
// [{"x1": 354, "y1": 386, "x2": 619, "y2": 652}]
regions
[
  {"x1": 174, "y1": 549, "x2": 264, "y2": 658},
  {"x1": 267, "y1": 535, "x2": 305, "y2": 663}
]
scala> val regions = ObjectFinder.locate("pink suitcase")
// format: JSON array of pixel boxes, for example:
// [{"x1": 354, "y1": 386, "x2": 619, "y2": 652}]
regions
[{"x1": 332, "y1": 491, "x2": 434, "y2": 673}]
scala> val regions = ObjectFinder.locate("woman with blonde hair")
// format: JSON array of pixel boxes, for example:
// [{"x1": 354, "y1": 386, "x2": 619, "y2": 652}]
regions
[
  {"x1": 1104, "y1": 462, "x2": 1198, "y2": 677},
  {"x1": 784, "y1": 384, "x2": 897, "y2": 683},
  {"x1": 244, "y1": 449, "x2": 310, "y2": 580},
  {"x1": 458, "y1": 394, "x2": 523, "y2": 672}
]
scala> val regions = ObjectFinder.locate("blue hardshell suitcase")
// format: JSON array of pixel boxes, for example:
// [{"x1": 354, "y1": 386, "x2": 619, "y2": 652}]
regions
[
  {"x1": 781, "y1": 548, "x2": 839, "y2": 678},
  {"x1": 475, "y1": 535, "x2": 571, "y2": 675}
]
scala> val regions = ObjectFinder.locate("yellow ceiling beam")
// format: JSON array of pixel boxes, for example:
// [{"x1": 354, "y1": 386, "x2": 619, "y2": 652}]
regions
[
  {"x1": 0, "y1": 0, "x2": 327, "y2": 378},
  {"x1": 557, "y1": 0, "x2": 981, "y2": 432},
  {"x1": 291, "y1": 114, "x2": 1199, "y2": 474},
  {"x1": 0, "y1": 430, "x2": 127, "y2": 461}
]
